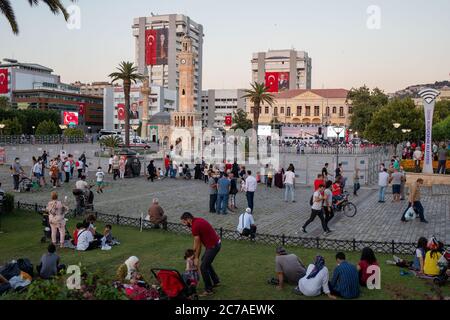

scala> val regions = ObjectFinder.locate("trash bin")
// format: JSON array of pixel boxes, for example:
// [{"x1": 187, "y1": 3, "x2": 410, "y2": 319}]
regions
[{"x1": 118, "y1": 149, "x2": 141, "y2": 178}]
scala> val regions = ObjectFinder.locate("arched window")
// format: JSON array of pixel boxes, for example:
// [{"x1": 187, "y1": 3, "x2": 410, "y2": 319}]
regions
[
  {"x1": 339, "y1": 107, "x2": 344, "y2": 117},
  {"x1": 326, "y1": 107, "x2": 330, "y2": 116},
  {"x1": 332, "y1": 107, "x2": 337, "y2": 114},
  {"x1": 182, "y1": 89, "x2": 186, "y2": 96},
  {"x1": 274, "y1": 107, "x2": 278, "y2": 116}
]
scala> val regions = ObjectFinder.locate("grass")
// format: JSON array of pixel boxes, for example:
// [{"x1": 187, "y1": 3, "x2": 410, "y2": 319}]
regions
[{"x1": 0, "y1": 211, "x2": 448, "y2": 300}]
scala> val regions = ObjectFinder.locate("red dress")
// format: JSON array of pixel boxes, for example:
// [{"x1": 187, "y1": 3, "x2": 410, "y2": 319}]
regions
[{"x1": 358, "y1": 260, "x2": 379, "y2": 286}]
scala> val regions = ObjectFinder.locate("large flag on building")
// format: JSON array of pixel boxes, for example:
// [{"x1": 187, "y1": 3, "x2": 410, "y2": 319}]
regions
[
  {"x1": 117, "y1": 104, "x2": 125, "y2": 121},
  {"x1": 63, "y1": 111, "x2": 79, "y2": 125},
  {"x1": 265, "y1": 72, "x2": 279, "y2": 93},
  {"x1": 145, "y1": 29, "x2": 157, "y2": 65},
  {"x1": 0, "y1": 69, "x2": 8, "y2": 94},
  {"x1": 146, "y1": 28, "x2": 168, "y2": 66},
  {"x1": 78, "y1": 103, "x2": 86, "y2": 116}
]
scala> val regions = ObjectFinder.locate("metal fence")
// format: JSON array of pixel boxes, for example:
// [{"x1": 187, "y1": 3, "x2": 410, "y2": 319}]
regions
[
  {"x1": 0, "y1": 135, "x2": 88, "y2": 145},
  {"x1": 16, "y1": 201, "x2": 417, "y2": 255},
  {"x1": 280, "y1": 145, "x2": 391, "y2": 155}
]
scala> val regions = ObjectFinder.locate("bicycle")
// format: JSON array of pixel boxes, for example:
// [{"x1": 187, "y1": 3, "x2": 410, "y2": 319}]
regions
[{"x1": 333, "y1": 192, "x2": 357, "y2": 217}]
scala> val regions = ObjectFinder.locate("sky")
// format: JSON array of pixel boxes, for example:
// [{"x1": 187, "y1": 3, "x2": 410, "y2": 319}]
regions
[{"x1": 1, "y1": 0, "x2": 450, "y2": 93}]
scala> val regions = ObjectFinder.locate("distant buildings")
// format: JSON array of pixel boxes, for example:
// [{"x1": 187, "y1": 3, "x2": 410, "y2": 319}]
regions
[
  {"x1": 72, "y1": 81, "x2": 113, "y2": 98},
  {"x1": 201, "y1": 89, "x2": 246, "y2": 129},
  {"x1": 0, "y1": 59, "x2": 103, "y2": 130}
]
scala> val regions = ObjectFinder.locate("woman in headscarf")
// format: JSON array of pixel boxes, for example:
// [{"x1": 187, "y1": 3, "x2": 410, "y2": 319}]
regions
[
  {"x1": 296, "y1": 255, "x2": 336, "y2": 298},
  {"x1": 116, "y1": 256, "x2": 143, "y2": 283}
]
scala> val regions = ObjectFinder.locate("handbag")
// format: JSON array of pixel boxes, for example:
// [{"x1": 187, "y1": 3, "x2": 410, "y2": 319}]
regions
[{"x1": 404, "y1": 207, "x2": 416, "y2": 221}]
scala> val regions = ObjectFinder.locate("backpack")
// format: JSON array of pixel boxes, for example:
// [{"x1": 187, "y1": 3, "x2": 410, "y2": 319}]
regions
[
  {"x1": 0, "y1": 262, "x2": 21, "y2": 280},
  {"x1": 17, "y1": 258, "x2": 34, "y2": 277},
  {"x1": 309, "y1": 194, "x2": 314, "y2": 206}
]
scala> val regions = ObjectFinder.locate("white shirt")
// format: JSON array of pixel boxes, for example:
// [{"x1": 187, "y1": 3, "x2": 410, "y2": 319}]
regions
[
  {"x1": 33, "y1": 162, "x2": 42, "y2": 175},
  {"x1": 413, "y1": 150, "x2": 422, "y2": 161},
  {"x1": 237, "y1": 212, "x2": 255, "y2": 233},
  {"x1": 96, "y1": 171, "x2": 105, "y2": 182},
  {"x1": 77, "y1": 229, "x2": 94, "y2": 251},
  {"x1": 64, "y1": 161, "x2": 71, "y2": 173},
  {"x1": 298, "y1": 264, "x2": 330, "y2": 297},
  {"x1": 378, "y1": 171, "x2": 389, "y2": 187},
  {"x1": 284, "y1": 171, "x2": 295, "y2": 185},
  {"x1": 245, "y1": 175, "x2": 257, "y2": 192},
  {"x1": 324, "y1": 189, "x2": 333, "y2": 207},
  {"x1": 77, "y1": 160, "x2": 84, "y2": 170},
  {"x1": 311, "y1": 190, "x2": 324, "y2": 210},
  {"x1": 75, "y1": 180, "x2": 89, "y2": 191},
  {"x1": 109, "y1": 158, "x2": 113, "y2": 165}
]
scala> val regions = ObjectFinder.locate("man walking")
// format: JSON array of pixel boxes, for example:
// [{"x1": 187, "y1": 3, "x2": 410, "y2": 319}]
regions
[
  {"x1": 180, "y1": 212, "x2": 221, "y2": 296},
  {"x1": 378, "y1": 168, "x2": 389, "y2": 203},
  {"x1": 208, "y1": 171, "x2": 218, "y2": 213},
  {"x1": 245, "y1": 170, "x2": 257, "y2": 213},
  {"x1": 413, "y1": 147, "x2": 422, "y2": 173},
  {"x1": 284, "y1": 167, "x2": 296, "y2": 203},
  {"x1": 401, "y1": 178, "x2": 428, "y2": 223},
  {"x1": 437, "y1": 144, "x2": 447, "y2": 174},
  {"x1": 10, "y1": 157, "x2": 24, "y2": 192},
  {"x1": 302, "y1": 184, "x2": 330, "y2": 234},
  {"x1": 216, "y1": 173, "x2": 230, "y2": 215},
  {"x1": 389, "y1": 168, "x2": 402, "y2": 202}
]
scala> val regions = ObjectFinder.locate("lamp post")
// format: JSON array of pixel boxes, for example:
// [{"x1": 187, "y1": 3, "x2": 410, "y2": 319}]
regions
[
  {"x1": 332, "y1": 125, "x2": 345, "y2": 171},
  {"x1": 0, "y1": 124, "x2": 5, "y2": 135},
  {"x1": 392, "y1": 123, "x2": 401, "y2": 155},
  {"x1": 131, "y1": 124, "x2": 139, "y2": 142},
  {"x1": 59, "y1": 124, "x2": 67, "y2": 151}
]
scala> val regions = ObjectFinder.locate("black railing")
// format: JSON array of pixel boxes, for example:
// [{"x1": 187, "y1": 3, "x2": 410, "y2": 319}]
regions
[
  {"x1": 16, "y1": 201, "x2": 417, "y2": 255},
  {"x1": 0, "y1": 135, "x2": 88, "y2": 145}
]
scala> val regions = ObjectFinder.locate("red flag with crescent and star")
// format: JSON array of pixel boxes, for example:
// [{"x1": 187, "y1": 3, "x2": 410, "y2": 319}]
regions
[
  {"x1": 78, "y1": 103, "x2": 86, "y2": 116},
  {"x1": 0, "y1": 69, "x2": 8, "y2": 94},
  {"x1": 225, "y1": 115, "x2": 232, "y2": 126},
  {"x1": 145, "y1": 29, "x2": 157, "y2": 65},
  {"x1": 117, "y1": 104, "x2": 125, "y2": 121},
  {"x1": 265, "y1": 72, "x2": 279, "y2": 93},
  {"x1": 63, "y1": 112, "x2": 79, "y2": 125}
]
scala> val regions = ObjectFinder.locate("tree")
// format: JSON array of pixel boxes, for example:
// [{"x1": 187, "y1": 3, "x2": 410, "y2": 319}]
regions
[
  {"x1": 433, "y1": 115, "x2": 450, "y2": 141},
  {"x1": 35, "y1": 120, "x2": 58, "y2": 135},
  {"x1": 241, "y1": 82, "x2": 274, "y2": 131},
  {"x1": 348, "y1": 86, "x2": 389, "y2": 136},
  {"x1": 109, "y1": 62, "x2": 145, "y2": 147},
  {"x1": 1, "y1": 0, "x2": 76, "y2": 35},
  {"x1": 63, "y1": 127, "x2": 84, "y2": 137},
  {"x1": 3, "y1": 117, "x2": 22, "y2": 135},
  {"x1": 0, "y1": 97, "x2": 11, "y2": 109},
  {"x1": 99, "y1": 135, "x2": 122, "y2": 155},
  {"x1": 434, "y1": 100, "x2": 450, "y2": 124},
  {"x1": 364, "y1": 98, "x2": 424, "y2": 144},
  {"x1": 231, "y1": 109, "x2": 253, "y2": 132}
]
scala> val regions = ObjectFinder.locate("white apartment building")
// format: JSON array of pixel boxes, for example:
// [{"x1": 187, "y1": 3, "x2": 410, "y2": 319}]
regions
[
  {"x1": 201, "y1": 89, "x2": 246, "y2": 129},
  {"x1": 132, "y1": 14, "x2": 204, "y2": 110}
]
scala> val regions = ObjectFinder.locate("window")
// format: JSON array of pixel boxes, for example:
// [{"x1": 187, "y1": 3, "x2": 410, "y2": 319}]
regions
[
  {"x1": 280, "y1": 107, "x2": 284, "y2": 114},
  {"x1": 314, "y1": 106, "x2": 320, "y2": 117},
  {"x1": 305, "y1": 106, "x2": 311, "y2": 116},
  {"x1": 339, "y1": 107, "x2": 344, "y2": 117},
  {"x1": 286, "y1": 107, "x2": 291, "y2": 116},
  {"x1": 265, "y1": 106, "x2": 269, "y2": 114},
  {"x1": 297, "y1": 106, "x2": 302, "y2": 116},
  {"x1": 274, "y1": 107, "x2": 278, "y2": 116},
  {"x1": 251, "y1": 107, "x2": 254, "y2": 114},
  {"x1": 326, "y1": 107, "x2": 330, "y2": 116},
  {"x1": 332, "y1": 107, "x2": 337, "y2": 114},
  {"x1": 348, "y1": 106, "x2": 353, "y2": 114}
]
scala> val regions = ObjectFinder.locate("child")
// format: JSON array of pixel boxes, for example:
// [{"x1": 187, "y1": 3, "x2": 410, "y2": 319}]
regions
[
  {"x1": 158, "y1": 168, "x2": 164, "y2": 180},
  {"x1": 102, "y1": 224, "x2": 113, "y2": 246},
  {"x1": 96, "y1": 167, "x2": 105, "y2": 193},
  {"x1": 182, "y1": 249, "x2": 200, "y2": 287}
]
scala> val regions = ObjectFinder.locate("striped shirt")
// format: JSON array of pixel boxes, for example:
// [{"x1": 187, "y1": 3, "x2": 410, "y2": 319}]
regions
[{"x1": 330, "y1": 261, "x2": 360, "y2": 299}]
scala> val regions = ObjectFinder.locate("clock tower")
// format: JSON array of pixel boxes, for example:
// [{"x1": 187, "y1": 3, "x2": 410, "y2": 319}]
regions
[{"x1": 178, "y1": 36, "x2": 195, "y2": 113}]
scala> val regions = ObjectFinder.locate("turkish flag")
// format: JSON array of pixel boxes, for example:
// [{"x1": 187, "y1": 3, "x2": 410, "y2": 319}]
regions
[
  {"x1": 225, "y1": 115, "x2": 232, "y2": 126},
  {"x1": 63, "y1": 112, "x2": 79, "y2": 125},
  {"x1": 78, "y1": 103, "x2": 86, "y2": 116},
  {"x1": 0, "y1": 69, "x2": 8, "y2": 94},
  {"x1": 265, "y1": 72, "x2": 279, "y2": 93},
  {"x1": 145, "y1": 29, "x2": 157, "y2": 65},
  {"x1": 117, "y1": 104, "x2": 125, "y2": 121}
]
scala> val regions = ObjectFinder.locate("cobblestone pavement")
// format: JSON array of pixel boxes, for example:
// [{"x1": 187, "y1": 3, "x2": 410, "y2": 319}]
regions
[{"x1": 2, "y1": 166, "x2": 448, "y2": 244}]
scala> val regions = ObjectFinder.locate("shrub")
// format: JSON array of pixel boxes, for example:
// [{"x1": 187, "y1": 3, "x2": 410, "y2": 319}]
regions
[
  {"x1": 63, "y1": 128, "x2": 84, "y2": 138},
  {"x1": 35, "y1": 120, "x2": 59, "y2": 135},
  {"x1": 3, "y1": 118, "x2": 22, "y2": 135},
  {"x1": 25, "y1": 278, "x2": 69, "y2": 300},
  {"x1": 3, "y1": 193, "x2": 14, "y2": 213}
]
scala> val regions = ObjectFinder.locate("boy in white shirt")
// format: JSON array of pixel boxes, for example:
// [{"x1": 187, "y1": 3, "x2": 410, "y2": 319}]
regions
[{"x1": 95, "y1": 167, "x2": 105, "y2": 194}]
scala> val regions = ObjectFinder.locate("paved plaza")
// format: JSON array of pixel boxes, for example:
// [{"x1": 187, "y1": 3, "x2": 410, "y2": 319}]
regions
[{"x1": 1, "y1": 155, "x2": 448, "y2": 244}]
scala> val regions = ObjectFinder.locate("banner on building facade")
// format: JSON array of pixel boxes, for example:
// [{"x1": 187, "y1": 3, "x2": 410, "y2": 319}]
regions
[
  {"x1": 78, "y1": 103, "x2": 86, "y2": 116},
  {"x1": 0, "y1": 69, "x2": 8, "y2": 94},
  {"x1": 225, "y1": 115, "x2": 233, "y2": 126},
  {"x1": 265, "y1": 72, "x2": 289, "y2": 93},
  {"x1": 63, "y1": 111, "x2": 79, "y2": 125},
  {"x1": 146, "y1": 28, "x2": 168, "y2": 66},
  {"x1": 117, "y1": 104, "x2": 125, "y2": 121}
]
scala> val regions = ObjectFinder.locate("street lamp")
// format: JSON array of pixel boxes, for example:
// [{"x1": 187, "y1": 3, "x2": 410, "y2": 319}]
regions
[
  {"x1": 32, "y1": 126, "x2": 36, "y2": 135},
  {"x1": 59, "y1": 124, "x2": 67, "y2": 151},
  {"x1": 131, "y1": 124, "x2": 139, "y2": 141},
  {"x1": 0, "y1": 124, "x2": 5, "y2": 136},
  {"x1": 332, "y1": 126, "x2": 345, "y2": 171},
  {"x1": 393, "y1": 122, "x2": 401, "y2": 129}
]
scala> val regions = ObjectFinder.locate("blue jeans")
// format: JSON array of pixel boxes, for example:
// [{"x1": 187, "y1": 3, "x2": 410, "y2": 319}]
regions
[
  {"x1": 284, "y1": 183, "x2": 294, "y2": 202},
  {"x1": 379, "y1": 186, "x2": 386, "y2": 202},
  {"x1": 217, "y1": 194, "x2": 229, "y2": 214},
  {"x1": 246, "y1": 191, "x2": 255, "y2": 212}
]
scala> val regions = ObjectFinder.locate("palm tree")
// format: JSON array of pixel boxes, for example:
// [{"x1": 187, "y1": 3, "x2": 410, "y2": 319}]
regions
[
  {"x1": 1, "y1": 0, "x2": 76, "y2": 35},
  {"x1": 109, "y1": 62, "x2": 145, "y2": 147},
  {"x1": 241, "y1": 82, "x2": 274, "y2": 132},
  {"x1": 99, "y1": 135, "x2": 122, "y2": 156}
]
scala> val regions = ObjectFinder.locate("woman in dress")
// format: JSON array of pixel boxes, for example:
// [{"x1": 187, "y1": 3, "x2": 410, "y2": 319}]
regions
[{"x1": 46, "y1": 191, "x2": 68, "y2": 248}]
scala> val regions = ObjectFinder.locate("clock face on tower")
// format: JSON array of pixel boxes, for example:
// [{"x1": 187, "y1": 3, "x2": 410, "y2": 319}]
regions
[{"x1": 181, "y1": 58, "x2": 186, "y2": 65}]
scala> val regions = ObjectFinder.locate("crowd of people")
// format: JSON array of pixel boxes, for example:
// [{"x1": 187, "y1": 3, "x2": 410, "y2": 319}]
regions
[{"x1": 401, "y1": 141, "x2": 448, "y2": 174}]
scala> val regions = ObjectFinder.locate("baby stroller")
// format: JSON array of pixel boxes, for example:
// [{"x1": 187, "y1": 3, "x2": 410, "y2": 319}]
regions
[
  {"x1": 151, "y1": 268, "x2": 198, "y2": 300},
  {"x1": 18, "y1": 176, "x2": 34, "y2": 193},
  {"x1": 39, "y1": 209, "x2": 71, "y2": 243},
  {"x1": 72, "y1": 188, "x2": 94, "y2": 216},
  {"x1": 434, "y1": 250, "x2": 450, "y2": 286}
]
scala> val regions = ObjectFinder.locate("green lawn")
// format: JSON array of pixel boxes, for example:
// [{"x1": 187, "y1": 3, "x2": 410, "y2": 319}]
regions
[{"x1": 0, "y1": 211, "x2": 448, "y2": 300}]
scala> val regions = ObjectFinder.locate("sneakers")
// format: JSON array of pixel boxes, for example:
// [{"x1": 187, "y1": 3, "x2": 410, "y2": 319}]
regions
[
  {"x1": 301, "y1": 227, "x2": 307, "y2": 234},
  {"x1": 421, "y1": 219, "x2": 429, "y2": 224}
]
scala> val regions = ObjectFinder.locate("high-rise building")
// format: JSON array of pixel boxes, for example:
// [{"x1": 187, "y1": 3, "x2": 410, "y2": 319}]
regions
[
  {"x1": 72, "y1": 81, "x2": 113, "y2": 97},
  {"x1": 201, "y1": 89, "x2": 246, "y2": 129},
  {"x1": 251, "y1": 49, "x2": 312, "y2": 91},
  {"x1": 132, "y1": 14, "x2": 204, "y2": 110}
]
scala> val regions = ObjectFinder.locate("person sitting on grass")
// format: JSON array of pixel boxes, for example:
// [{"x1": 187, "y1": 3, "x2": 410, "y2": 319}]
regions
[
  {"x1": 116, "y1": 256, "x2": 144, "y2": 284},
  {"x1": 76, "y1": 222, "x2": 100, "y2": 251},
  {"x1": 37, "y1": 243, "x2": 66, "y2": 279},
  {"x1": 146, "y1": 198, "x2": 168, "y2": 230},
  {"x1": 357, "y1": 247, "x2": 379, "y2": 287},
  {"x1": 270, "y1": 246, "x2": 306, "y2": 290},
  {"x1": 423, "y1": 237, "x2": 442, "y2": 277},
  {"x1": 386, "y1": 237, "x2": 429, "y2": 272},
  {"x1": 296, "y1": 255, "x2": 335, "y2": 299},
  {"x1": 329, "y1": 252, "x2": 360, "y2": 299},
  {"x1": 84, "y1": 214, "x2": 103, "y2": 240},
  {"x1": 71, "y1": 223, "x2": 84, "y2": 246}
]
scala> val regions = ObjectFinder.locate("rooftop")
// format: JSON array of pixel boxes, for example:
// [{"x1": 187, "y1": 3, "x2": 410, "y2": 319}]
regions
[{"x1": 273, "y1": 89, "x2": 349, "y2": 99}]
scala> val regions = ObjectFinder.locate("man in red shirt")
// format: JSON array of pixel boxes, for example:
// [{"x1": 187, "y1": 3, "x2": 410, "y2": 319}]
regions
[
  {"x1": 181, "y1": 212, "x2": 221, "y2": 296},
  {"x1": 164, "y1": 155, "x2": 170, "y2": 177},
  {"x1": 313, "y1": 174, "x2": 325, "y2": 191}
]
